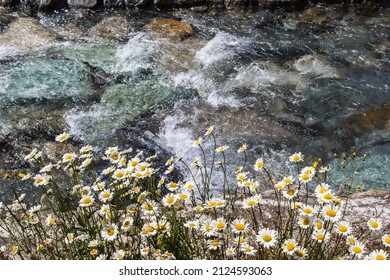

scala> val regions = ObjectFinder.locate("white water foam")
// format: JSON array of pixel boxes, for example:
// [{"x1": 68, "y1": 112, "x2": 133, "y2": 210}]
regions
[{"x1": 116, "y1": 32, "x2": 161, "y2": 72}]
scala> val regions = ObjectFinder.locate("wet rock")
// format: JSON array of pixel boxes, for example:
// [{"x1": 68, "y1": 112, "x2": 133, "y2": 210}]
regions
[
  {"x1": 154, "y1": 0, "x2": 223, "y2": 11},
  {"x1": 351, "y1": 0, "x2": 381, "y2": 13},
  {"x1": 67, "y1": 0, "x2": 97, "y2": 9},
  {"x1": 342, "y1": 103, "x2": 390, "y2": 136},
  {"x1": 87, "y1": 16, "x2": 131, "y2": 42},
  {"x1": 225, "y1": 0, "x2": 251, "y2": 11},
  {"x1": 258, "y1": 0, "x2": 305, "y2": 10},
  {"x1": 143, "y1": 18, "x2": 194, "y2": 41},
  {"x1": 298, "y1": 7, "x2": 328, "y2": 25},
  {"x1": 0, "y1": 17, "x2": 57, "y2": 53}
]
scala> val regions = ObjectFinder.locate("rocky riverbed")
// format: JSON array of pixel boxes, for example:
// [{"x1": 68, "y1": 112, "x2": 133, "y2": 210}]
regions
[{"x1": 0, "y1": 1, "x2": 389, "y2": 203}]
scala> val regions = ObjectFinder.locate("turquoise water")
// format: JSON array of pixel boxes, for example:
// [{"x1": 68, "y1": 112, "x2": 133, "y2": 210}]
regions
[{"x1": 0, "y1": 7, "x2": 389, "y2": 193}]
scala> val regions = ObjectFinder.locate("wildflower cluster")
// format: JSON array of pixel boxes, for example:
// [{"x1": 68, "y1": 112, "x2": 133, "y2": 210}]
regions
[{"x1": 0, "y1": 130, "x2": 388, "y2": 260}]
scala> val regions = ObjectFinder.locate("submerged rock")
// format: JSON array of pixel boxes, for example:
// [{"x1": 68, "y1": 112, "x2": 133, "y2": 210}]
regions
[
  {"x1": 67, "y1": 0, "x2": 97, "y2": 9},
  {"x1": 143, "y1": 18, "x2": 194, "y2": 41}
]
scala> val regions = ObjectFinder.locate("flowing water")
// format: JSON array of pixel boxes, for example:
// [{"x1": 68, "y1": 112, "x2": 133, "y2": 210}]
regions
[{"x1": 1, "y1": 6, "x2": 390, "y2": 197}]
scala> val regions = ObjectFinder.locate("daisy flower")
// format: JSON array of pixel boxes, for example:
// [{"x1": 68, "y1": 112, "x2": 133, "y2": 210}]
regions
[
  {"x1": 335, "y1": 221, "x2": 352, "y2": 236},
  {"x1": 282, "y1": 186, "x2": 299, "y2": 200},
  {"x1": 226, "y1": 247, "x2": 236, "y2": 257},
  {"x1": 113, "y1": 249, "x2": 125, "y2": 260},
  {"x1": 62, "y1": 153, "x2": 76, "y2": 163},
  {"x1": 88, "y1": 240, "x2": 99, "y2": 247},
  {"x1": 214, "y1": 217, "x2": 227, "y2": 233},
  {"x1": 184, "y1": 181, "x2": 195, "y2": 191},
  {"x1": 79, "y1": 195, "x2": 95, "y2": 207},
  {"x1": 241, "y1": 245, "x2": 257, "y2": 256},
  {"x1": 101, "y1": 224, "x2": 119, "y2": 242},
  {"x1": 256, "y1": 229, "x2": 278, "y2": 248},
  {"x1": 80, "y1": 145, "x2": 93, "y2": 153},
  {"x1": 96, "y1": 254, "x2": 107, "y2": 260},
  {"x1": 282, "y1": 176, "x2": 294, "y2": 185},
  {"x1": 216, "y1": 145, "x2": 229, "y2": 152},
  {"x1": 346, "y1": 235, "x2": 357, "y2": 246},
  {"x1": 166, "y1": 181, "x2": 180, "y2": 192},
  {"x1": 367, "y1": 249, "x2": 388, "y2": 260},
  {"x1": 254, "y1": 158, "x2": 264, "y2": 171},
  {"x1": 45, "y1": 214, "x2": 56, "y2": 227},
  {"x1": 301, "y1": 166, "x2": 316, "y2": 177},
  {"x1": 289, "y1": 152, "x2": 303, "y2": 162},
  {"x1": 184, "y1": 220, "x2": 199, "y2": 230},
  {"x1": 112, "y1": 168, "x2": 127, "y2": 180},
  {"x1": 98, "y1": 204, "x2": 110, "y2": 217},
  {"x1": 282, "y1": 239, "x2": 297, "y2": 255},
  {"x1": 200, "y1": 219, "x2": 216, "y2": 237},
  {"x1": 231, "y1": 219, "x2": 250, "y2": 235},
  {"x1": 99, "y1": 190, "x2": 113, "y2": 203},
  {"x1": 321, "y1": 205, "x2": 341, "y2": 222},
  {"x1": 299, "y1": 172, "x2": 312, "y2": 183},
  {"x1": 142, "y1": 200, "x2": 158, "y2": 214},
  {"x1": 122, "y1": 218, "x2": 133, "y2": 231},
  {"x1": 238, "y1": 144, "x2": 247, "y2": 153},
  {"x1": 299, "y1": 205, "x2": 315, "y2": 216},
  {"x1": 312, "y1": 229, "x2": 330, "y2": 243},
  {"x1": 177, "y1": 191, "x2": 191, "y2": 202},
  {"x1": 140, "y1": 247, "x2": 149, "y2": 257},
  {"x1": 207, "y1": 240, "x2": 221, "y2": 250},
  {"x1": 242, "y1": 195, "x2": 262, "y2": 209},
  {"x1": 65, "y1": 233, "x2": 74, "y2": 245},
  {"x1": 382, "y1": 234, "x2": 390, "y2": 248},
  {"x1": 349, "y1": 241, "x2": 365, "y2": 259},
  {"x1": 33, "y1": 174, "x2": 50, "y2": 187},
  {"x1": 192, "y1": 138, "x2": 202, "y2": 147},
  {"x1": 275, "y1": 181, "x2": 285, "y2": 191},
  {"x1": 205, "y1": 126, "x2": 214, "y2": 136},
  {"x1": 55, "y1": 133, "x2": 69, "y2": 142},
  {"x1": 298, "y1": 216, "x2": 312, "y2": 229},
  {"x1": 294, "y1": 246, "x2": 307, "y2": 260},
  {"x1": 318, "y1": 190, "x2": 336, "y2": 204},
  {"x1": 162, "y1": 194, "x2": 177, "y2": 207},
  {"x1": 315, "y1": 183, "x2": 330, "y2": 196},
  {"x1": 367, "y1": 218, "x2": 382, "y2": 231}
]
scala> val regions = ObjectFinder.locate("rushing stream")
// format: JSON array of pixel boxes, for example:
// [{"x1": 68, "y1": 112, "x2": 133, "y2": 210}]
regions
[{"x1": 0, "y1": 5, "x2": 389, "y2": 199}]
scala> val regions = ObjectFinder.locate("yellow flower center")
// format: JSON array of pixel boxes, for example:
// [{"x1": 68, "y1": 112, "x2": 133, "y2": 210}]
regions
[
  {"x1": 353, "y1": 246, "x2": 362, "y2": 254},
  {"x1": 257, "y1": 162, "x2": 263, "y2": 169},
  {"x1": 82, "y1": 197, "x2": 92, "y2": 204},
  {"x1": 323, "y1": 193, "x2": 333, "y2": 200},
  {"x1": 235, "y1": 223, "x2": 245, "y2": 231},
  {"x1": 348, "y1": 238, "x2": 356, "y2": 245},
  {"x1": 216, "y1": 222, "x2": 225, "y2": 229},
  {"x1": 147, "y1": 226, "x2": 155, "y2": 233},
  {"x1": 385, "y1": 236, "x2": 390, "y2": 244},
  {"x1": 123, "y1": 221, "x2": 131, "y2": 227},
  {"x1": 35, "y1": 178, "x2": 43, "y2": 185},
  {"x1": 316, "y1": 221, "x2": 323, "y2": 229},
  {"x1": 112, "y1": 154, "x2": 119, "y2": 161},
  {"x1": 339, "y1": 225, "x2": 348, "y2": 232},
  {"x1": 102, "y1": 193, "x2": 110, "y2": 198},
  {"x1": 166, "y1": 197, "x2": 175, "y2": 204},
  {"x1": 247, "y1": 201, "x2": 256, "y2": 206},
  {"x1": 107, "y1": 227, "x2": 115, "y2": 236},
  {"x1": 189, "y1": 223, "x2": 196, "y2": 227},
  {"x1": 205, "y1": 225, "x2": 213, "y2": 232},
  {"x1": 326, "y1": 209, "x2": 337, "y2": 217},
  {"x1": 211, "y1": 241, "x2": 219, "y2": 247},
  {"x1": 180, "y1": 194, "x2": 188, "y2": 200},
  {"x1": 287, "y1": 189, "x2": 295, "y2": 196},
  {"x1": 263, "y1": 235, "x2": 272, "y2": 242},
  {"x1": 292, "y1": 155, "x2": 300, "y2": 161},
  {"x1": 302, "y1": 218, "x2": 310, "y2": 226},
  {"x1": 295, "y1": 250, "x2": 304, "y2": 257},
  {"x1": 371, "y1": 221, "x2": 379, "y2": 228},
  {"x1": 376, "y1": 255, "x2": 385, "y2": 260},
  {"x1": 286, "y1": 243, "x2": 295, "y2": 251},
  {"x1": 317, "y1": 233, "x2": 325, "y2": 240},
  {"x1": 301, "y1": 174, "x2": 310, "y2": 181},
  {"x1": 144, "y1": 204, "x2": 153, "y2": 211},
  {"x1": 209, "y1": 201, "x2": 217, "y2": 207},
  {"x1": 49, "y1": 217, "x2": 55, "y2": 224},
  {"x1": 303, "y1": 208, "x2": 312, "y2": 214}
]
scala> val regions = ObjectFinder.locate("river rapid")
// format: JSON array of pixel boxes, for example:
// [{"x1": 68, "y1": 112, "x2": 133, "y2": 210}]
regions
[{"x1": 0, "y1": 4, "x2": 389, "y2": 200}]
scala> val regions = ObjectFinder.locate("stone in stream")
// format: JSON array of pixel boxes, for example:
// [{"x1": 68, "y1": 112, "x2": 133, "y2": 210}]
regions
[
  {"x1": 67, "y1": 0, "x2": 97, "y2": 9},
  {"x1": 0, "y1": 17, "x2": 58, "y2": 53},
  {"x1": 87, "y1": 16, "x2": 131, "y2": 42},
  {"x1": 342, "y1": 104, "x2": 390, "y2": 137},
  {"x1": 143, "y1": 18, "x2": 194, "y2": 41}
]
